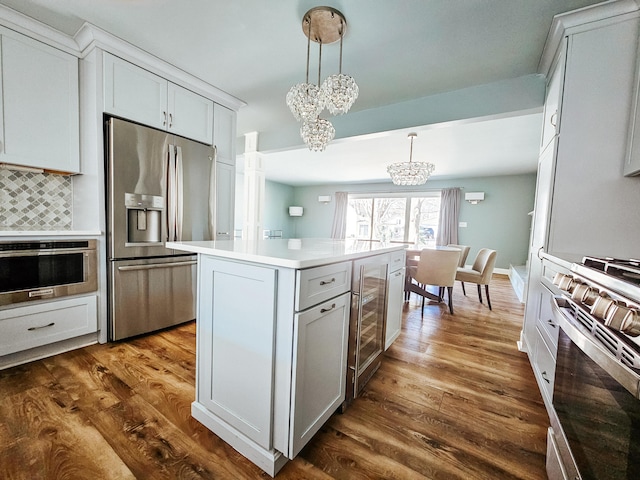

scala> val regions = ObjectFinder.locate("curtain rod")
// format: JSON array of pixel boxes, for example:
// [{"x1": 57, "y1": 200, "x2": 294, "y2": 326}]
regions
[{"x1": 340, "y1": 186, "x2": 463, "y2": 195}]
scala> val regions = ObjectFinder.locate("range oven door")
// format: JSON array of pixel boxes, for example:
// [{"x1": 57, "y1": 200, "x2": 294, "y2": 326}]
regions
[
  {"x1": 109, "y1": 256, "x2": 196, "y2": 340},
  {"x1": 551, "y1": 296, "x2": 640, "y2": 480}
]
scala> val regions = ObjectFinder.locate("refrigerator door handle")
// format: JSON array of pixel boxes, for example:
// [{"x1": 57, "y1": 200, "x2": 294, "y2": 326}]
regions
[
  {"x1": 167, "y1": 144, "x2": 177, "y2": 242},
  {"x1": 175, "y1": 145, "x2": 184, "y2": 241}
]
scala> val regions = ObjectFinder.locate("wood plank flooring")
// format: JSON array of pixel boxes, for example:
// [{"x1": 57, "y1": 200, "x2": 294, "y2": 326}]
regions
[{"x1": 0, "y1": 275, "x2": 548, "y2": 479}]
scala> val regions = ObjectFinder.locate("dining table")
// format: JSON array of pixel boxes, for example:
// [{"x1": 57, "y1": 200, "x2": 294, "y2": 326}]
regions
[{"x1": 404, "y1": 245, "x2": 461, "y2": 302}]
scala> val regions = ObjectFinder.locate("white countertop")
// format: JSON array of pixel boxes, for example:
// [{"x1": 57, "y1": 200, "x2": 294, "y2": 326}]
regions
[{"x1": 167, "y1": 238, "x2": 406, "y2": 269}]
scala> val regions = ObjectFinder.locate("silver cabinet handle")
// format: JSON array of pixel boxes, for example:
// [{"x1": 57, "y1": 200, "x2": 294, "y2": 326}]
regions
[
  {"x1": 393, "y1": 271, "x2": 403, "y2": 278},
  {"x1": 28, "y1": 322, "x2": 55, "y2": 331},
  {"x1": 537, "y1": 246, "x2": 544, "y2": 260},
  {"x1": 163, "y1": 111, "x2": 167, "y2": 126},
  {"x1": 547, "y1": 319, "x2": 556, "y2": 328},
  {"x1": 320, "y1": 278, "x2": 336, "y2": 286},
  {"x1": 217, "y1": 232, "x2": 230, "y2": 235},
  {"x1": 550, "y1": 111, "x2": 558, "y2": 127},
  {"x1": 169, "y1": 113, "x2": 173, "y2": 128},
  {"x1": 117, "y1": 260, "x2": 196, "y2": 271},
  {"x1": 320, "y1": 303, "x2": 336, "y2": 313}
]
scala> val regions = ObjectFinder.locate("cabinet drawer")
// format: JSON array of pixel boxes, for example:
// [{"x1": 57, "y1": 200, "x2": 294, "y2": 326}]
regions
[
  {"x1": 534, "y1": 327, "x2": 556, "y2": 405},
  {"x1": 296, "y1": 261, "x2": 351, "y2": 311},
  {"x1": 535, "y1": 287, "x2": 559, "y2": 355},
  {"x1": 0, "y1": 296, "x2": 97, "y2": 356},
  {"x1": 388, "y1": 250, "x2": 406, "y2": 273}
]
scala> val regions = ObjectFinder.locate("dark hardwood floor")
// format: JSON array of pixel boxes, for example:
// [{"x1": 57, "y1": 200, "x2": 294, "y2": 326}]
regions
[{"x1": 0, "y1": 275, "x2": 548, "y2": 479}]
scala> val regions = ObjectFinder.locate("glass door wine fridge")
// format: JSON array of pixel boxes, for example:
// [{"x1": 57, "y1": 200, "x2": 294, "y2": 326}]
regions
[{"x1": 344, "y1": 255, "x2": 388, "y2": 408}]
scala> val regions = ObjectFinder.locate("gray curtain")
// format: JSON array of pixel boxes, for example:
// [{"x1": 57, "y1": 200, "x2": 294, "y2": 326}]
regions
[
  {"x1": 436, "y1": 187, "x2": 461, "y2": 246},
  {"x1": 331, "y1": 191, "x2": 349, "y2": 239}
]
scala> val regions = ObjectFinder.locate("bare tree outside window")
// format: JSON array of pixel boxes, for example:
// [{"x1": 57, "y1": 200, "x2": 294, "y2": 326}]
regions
[{"x1": 346, "y1": 194, "x2": 440, "y2": 245}]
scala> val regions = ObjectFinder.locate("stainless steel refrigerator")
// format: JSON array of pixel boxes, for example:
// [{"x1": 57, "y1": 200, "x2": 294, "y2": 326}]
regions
[{"x1": 105, "y1": 117, "x2": 216, "y2": 340}]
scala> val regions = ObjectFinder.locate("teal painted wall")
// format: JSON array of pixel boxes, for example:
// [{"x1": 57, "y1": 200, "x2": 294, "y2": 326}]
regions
[
  {"x1": 285, "y1": 174, "x2": 536, "y2": 270},
  {"x1": 264, "y1": 180, "x2": 296, "y2": 238}
]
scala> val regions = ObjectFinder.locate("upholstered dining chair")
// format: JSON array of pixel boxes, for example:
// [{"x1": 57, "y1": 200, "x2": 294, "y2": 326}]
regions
[
  {"x1": 447, "y1": 244, "x2": 470, "y2": 268},
  {"x1": 410, "y1": 248, "x2": 461, "y2": 315},
  {"x1": 455, "y1": 248, "x2": 497, "y2": 310}
]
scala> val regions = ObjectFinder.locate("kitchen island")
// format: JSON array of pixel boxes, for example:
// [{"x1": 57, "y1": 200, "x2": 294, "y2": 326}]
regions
[{"x1": 167, "y1": 238, "x2": 405, "y2": 476}]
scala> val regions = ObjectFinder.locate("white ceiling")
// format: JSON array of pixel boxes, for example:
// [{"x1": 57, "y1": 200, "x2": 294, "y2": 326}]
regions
[{"x1": 0, "y1": 0, "x2": 604, "y2": 185}]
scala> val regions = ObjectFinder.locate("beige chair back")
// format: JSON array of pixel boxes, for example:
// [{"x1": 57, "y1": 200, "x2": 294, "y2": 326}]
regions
[
  {"x1": 413, "y1": 248, "x2": 461, "y2": 288},
  {"x1": 447, "y1": 244, "x2": 470, "y2": 268},
  {"x1": 471, "y1": 248, "x2": 497, "y2": 285}
]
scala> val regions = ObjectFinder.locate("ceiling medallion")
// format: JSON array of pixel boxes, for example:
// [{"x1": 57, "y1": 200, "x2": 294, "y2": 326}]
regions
[
  {"x1": 286, "y1": 6, "x2": 358, "y2": 152},
  {"x1": 387, "y1": 133, "x2": 435, "y2": 186}
]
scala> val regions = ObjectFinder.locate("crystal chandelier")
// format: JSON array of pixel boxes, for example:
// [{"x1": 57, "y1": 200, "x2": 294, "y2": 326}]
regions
[
  {"x1": 387, "y1": 133, "x2": 435, "y2": 186},
  {"x1": 286, "y1": 6, "x2": 358, "y2": 152}
]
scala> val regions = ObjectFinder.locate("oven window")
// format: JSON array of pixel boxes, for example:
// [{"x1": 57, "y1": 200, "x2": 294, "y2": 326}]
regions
[
  {"x1": 554, "y1": 329, "x2": 640, "y2": 479},
  {"x1": 0, "y1": 253, "x2": 84, "y2": 293}
]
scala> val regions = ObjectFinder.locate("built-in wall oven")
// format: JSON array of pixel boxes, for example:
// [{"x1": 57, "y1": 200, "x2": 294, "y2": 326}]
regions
[
  {"x1": 0, "y1": 240, "x2": 98, "y2": 306},
  {"x1": 549, "y1": 257, "x2": 640, "y2": 479}
]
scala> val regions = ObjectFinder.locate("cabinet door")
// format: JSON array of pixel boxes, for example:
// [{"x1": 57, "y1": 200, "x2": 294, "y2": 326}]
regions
[
  {"x1": 289, "y1": 292, "x2": 349, "y2": 458},
  {"x1": 215, "y1": 162, "x2": 235, "y2": 240},
  {"x1": 213, "y1": 103, "x2": 237, "y2": 165},
  {"x1": 197, "y1": 256, "x2": 277, "y2": 450},
  {"x1": 540, "y1": 43, "x2": 566, "y2": 153},
  {"x1": 385, "y1": 267, "x2": 404, "y2": 350},
  {"x1": 103, "y1": 53, "x2": 167, "y2": 130},
  {"x1": 0, "y1": 32, "x2": 79, "y2": 172},
  {"x1": 167, "y1": 83, "x2": 213, "y2": 144},
  {"x1": 523, "y1": 144, "x2": 556, "y2": 350}
]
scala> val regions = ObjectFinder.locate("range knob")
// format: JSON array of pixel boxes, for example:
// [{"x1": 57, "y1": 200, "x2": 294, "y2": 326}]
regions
[
  {"x1": 553, "y1": 273, "x2": 575, "y2": 292},
  {"x1": 621, "y1": 309, "x2": 640, "y2": 337}
]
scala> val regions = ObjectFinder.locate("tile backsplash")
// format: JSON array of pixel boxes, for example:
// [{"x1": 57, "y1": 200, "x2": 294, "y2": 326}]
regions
[{"x1": 0, "y1": 169, "x2": 72, "y2": 230}]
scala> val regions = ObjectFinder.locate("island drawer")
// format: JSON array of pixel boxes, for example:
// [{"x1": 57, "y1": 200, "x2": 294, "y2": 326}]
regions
[
  {"x1": 296, "y1": 261, "x2": 352, "y2": 311},
  {"x1": 389, "y1": 250, "x2": 406, "y2": 272}
]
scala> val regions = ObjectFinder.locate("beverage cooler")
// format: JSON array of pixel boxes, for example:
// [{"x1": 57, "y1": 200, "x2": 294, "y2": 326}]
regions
[{"x1": 344, "y1": 255, "x2": 388, "y2": 407}]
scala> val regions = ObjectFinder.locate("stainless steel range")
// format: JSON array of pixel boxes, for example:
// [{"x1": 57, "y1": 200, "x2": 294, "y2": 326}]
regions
[{"x1": 549, "y1": 257, "x2": 640, "y2": 480}]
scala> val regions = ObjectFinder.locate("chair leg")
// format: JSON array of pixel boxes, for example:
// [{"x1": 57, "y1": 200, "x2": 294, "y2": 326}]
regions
[
  {"x1": 447, "y1": 286, "x2": 454, "y2": 314},
  {"x1": 485, "y1": 284, "x2": 492, "y2": 310},
  {"x1": 477, "y1": 284, "x2": 483, "y2": 304},
  {"x1": 461, "y1": 282, "x2": 466, "y2": 296},
  {"x1": 438, "y1": 286, "x2": 444, "y2": 302},
  {"x1": 421, "y1": 295, "x2": 425, "y2": 317}
]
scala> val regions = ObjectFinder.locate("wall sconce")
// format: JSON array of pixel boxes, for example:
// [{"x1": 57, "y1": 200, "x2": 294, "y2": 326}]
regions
[
  {"x1": 318, "y1": 195, "x2": 331, "y2": 204},
  {"x1": 289, "y1": 206, "x2": 304, "y2": 216},
  {"x1": 465, "y1": 192, "x2": 485, "y2": 204}
]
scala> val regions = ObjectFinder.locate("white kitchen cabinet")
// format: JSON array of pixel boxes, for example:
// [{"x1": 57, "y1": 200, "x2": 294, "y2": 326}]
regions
[
  {"x1": 385, "y1": 250, "x2": 405, "y2": 350},
  {"x1": 0, "y1": 295, "x2": 97, "y2": 356},
  {"x1": 213, "y1": 103, "x2": 237, "y2": 166},
  {"x1": 196, "y1": 256, "x2": 277, "y2": 450},
  {"x1": 214, "y1": 162, "x2": 235, "y2": 240},
  {"x1": 522, "y1": 5, "x2": 640, "y2": 360},
  {"x1": 103, "y1": 53, "x2": 214, "y2": 144},
  {"x1": 0, "y1": 29, "x2": 79, "y2": 173},
  {"x1": 625, "y1": 32, "x2": 640, "y2": 176},
  {"x1": 540, "y1": 45, "x2": 566, "y2": 153},
  {"x1": 289, "y1": 292, "x2": 349, "y2": 457},
  {"x1": 182, "y1": 241, "x2": 405, "y2": 476}
]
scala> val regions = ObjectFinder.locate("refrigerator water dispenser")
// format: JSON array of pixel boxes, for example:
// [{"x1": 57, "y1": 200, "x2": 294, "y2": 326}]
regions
[{"x1": 125, "y1": 193, "x2": 163, "y2": 245}]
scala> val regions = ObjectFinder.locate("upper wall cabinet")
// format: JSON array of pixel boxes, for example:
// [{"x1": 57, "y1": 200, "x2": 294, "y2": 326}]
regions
[
  {"x1": 0, "y1": 29, "x2": 80, "y2": 173},
  {"x1": 625, "y1": 33, "x2": 640, "y2": 176},
  {"x1": 103, "y1": 53, "x2": 214, "y2": 145},
  {"x1": 213, "y1": 103, "x2": 237, "y2": 165}
]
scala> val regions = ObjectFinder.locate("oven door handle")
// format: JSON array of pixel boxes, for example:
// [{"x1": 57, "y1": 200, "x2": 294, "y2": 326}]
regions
[
  {"x1": 552, "y1": 296, "x2": 640, "y2": 399},
  {"x1": 117, "y1": 260, "x2": 197, "y2": 272}
]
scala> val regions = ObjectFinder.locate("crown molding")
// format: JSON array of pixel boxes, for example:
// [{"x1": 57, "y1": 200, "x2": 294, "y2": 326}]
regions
[
  {"x1": 0, "y1": 4, "x2": 79, "y2": 55},
  {"x1": 75, "y1": 23, "x2": 245, "y2": 111},
  {"x1": 539, "y1": 0, "x2": 640, "y2": 76}
]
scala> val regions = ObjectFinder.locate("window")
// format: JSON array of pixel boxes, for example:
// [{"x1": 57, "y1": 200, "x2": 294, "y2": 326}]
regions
[{"x1": 345, "y1": 193, "x2": 441, "y2": 247}]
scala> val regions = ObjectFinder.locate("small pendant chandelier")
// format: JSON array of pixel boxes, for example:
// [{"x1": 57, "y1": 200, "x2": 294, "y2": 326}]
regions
[
  {"x1": 387, "y1": 133, "x2": 435, "y2": 186},
  {"x1": 286, "y1": 6, "x2": 358, "y2": 152}
]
